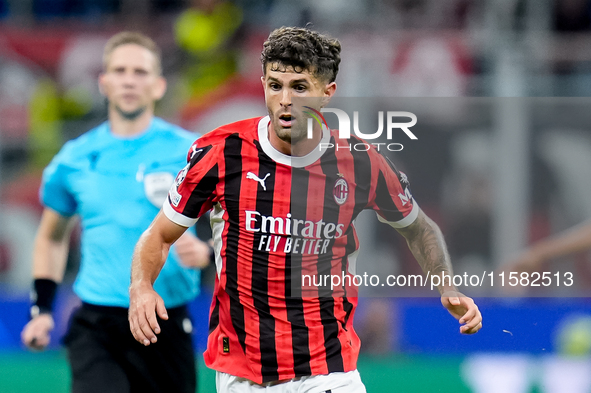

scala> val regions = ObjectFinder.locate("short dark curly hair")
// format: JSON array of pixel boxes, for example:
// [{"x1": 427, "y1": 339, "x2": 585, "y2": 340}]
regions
[{"x1": 261, "y1": 27, "x2": 341, "y2": 83}]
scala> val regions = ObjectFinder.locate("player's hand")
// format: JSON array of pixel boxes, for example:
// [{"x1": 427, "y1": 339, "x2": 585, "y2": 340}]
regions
[
  {"x1": 129, "y1": 282, "x2": 168, "y2": 346},
  {"x1": 21, "y1": 313, "x2": 54, "y2": 350},
  {"x1": 441, "y1": 291, "x2": 482, "y2": 335},
  {"x1": 174, "y1": 232, "x2": 211, "y2": 269}
]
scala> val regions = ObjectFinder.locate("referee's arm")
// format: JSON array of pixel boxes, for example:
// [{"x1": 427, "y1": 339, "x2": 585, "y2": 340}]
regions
[{"x1": 21, "y1": 208, "x2": 77, "y2": 350}]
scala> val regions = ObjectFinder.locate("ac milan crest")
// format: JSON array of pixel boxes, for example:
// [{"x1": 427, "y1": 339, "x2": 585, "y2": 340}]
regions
[
  {"x1": 175, "y1": 164, "x2": 189, "y2": 187},
  {"x1": 333, "y1": 175, "x2": 349, "y2": 205}
]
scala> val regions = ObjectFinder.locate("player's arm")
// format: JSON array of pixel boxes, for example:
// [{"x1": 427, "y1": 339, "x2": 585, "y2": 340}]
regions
[
  {"x1": 21, "y1": 208, "x2": 77, "y2": 350},
  {"x1": 396, "y1": 209, "x2": 482, "y2": 334},
  {"x1": 505, "y1": 220, "x2": 591, "y2": 273},
  {"x1": 128, "y1": 211, "x2": 188, "y2": 346},
  {"x1": 395, "y1": 209, "x2": 454, "y2": 293}
]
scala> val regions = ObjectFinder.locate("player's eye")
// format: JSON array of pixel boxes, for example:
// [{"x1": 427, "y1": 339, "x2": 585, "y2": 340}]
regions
[
  {"x1": 294, "y1": 84, "x2": 306, "y2": 92},
  {"x1": 270, "y1": 83, "x2": 281, "y2": 90},
  {"x1": 135, "y1": 69, "x2": 148, "y2": 76}
]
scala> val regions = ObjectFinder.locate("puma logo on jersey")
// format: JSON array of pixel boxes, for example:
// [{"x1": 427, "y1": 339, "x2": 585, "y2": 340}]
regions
[
  {"x1": 246, "y1": 172, "x2": 270, "y2": 191},
  {"x1": 190, "y1": 146, "x2": 203, "y2": 159}
]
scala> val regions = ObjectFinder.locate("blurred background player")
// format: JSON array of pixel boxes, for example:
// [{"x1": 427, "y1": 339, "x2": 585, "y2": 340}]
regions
[
  {"x1": 128, "y1": 26, "x2": 482, "y2": 393},
  {"x1": 506, "y1": 219, "x2": 591, "y2": 274},
  {"x1": 20, "y1": 31, "x2": 210, "y2": 393}
]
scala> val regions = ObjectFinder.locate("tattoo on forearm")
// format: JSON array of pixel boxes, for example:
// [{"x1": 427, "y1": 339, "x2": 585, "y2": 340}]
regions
[{"x1": 399, "y1": 213, "x2": 453, "y2": 279}]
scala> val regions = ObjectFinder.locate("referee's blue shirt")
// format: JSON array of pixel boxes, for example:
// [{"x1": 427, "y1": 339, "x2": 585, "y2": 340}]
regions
[{"x1": 41, "y1": 118, "x2": 201, "y2": 308}]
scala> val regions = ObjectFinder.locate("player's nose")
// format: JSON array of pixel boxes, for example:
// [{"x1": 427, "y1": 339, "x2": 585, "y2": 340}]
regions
[{"x1": 280, "y1": 89, "x2": 291, "y2": 107}]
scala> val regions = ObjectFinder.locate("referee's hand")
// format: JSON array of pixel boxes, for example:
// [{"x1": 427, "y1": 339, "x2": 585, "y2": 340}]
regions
[
  {"x1": 175, "y1": 231, "x2": 211, "y2": 269},
  {"x1": 21, "y1": 314, "x2": 54, "y2": 350},
  {"x1": 129, "y1": 282, "x2": 168, "y2": 346}
]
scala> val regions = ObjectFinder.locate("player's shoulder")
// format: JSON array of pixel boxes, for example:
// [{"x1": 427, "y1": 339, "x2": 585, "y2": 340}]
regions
[{"x1": 196, "y1": 117, "x2": 262, "y2": 147}]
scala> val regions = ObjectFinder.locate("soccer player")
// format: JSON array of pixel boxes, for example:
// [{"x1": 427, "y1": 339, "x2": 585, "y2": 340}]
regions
[
  {"x1": 20, "y1": 32, "x2": 210, "y2": 393},
  {"x1": 129, "y1": 27, "x2": 482, "y2": 392}
]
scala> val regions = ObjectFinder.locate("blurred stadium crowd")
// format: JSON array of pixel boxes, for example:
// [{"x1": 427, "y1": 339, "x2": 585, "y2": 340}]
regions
[{"x1": 3, "y1": 1, "x2": 591, "y2": 392}]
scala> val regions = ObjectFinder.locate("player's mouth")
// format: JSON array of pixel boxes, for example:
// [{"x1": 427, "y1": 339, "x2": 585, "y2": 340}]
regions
[{"x1": 278, "y1": 113, "x2": 293, "y2": 128}]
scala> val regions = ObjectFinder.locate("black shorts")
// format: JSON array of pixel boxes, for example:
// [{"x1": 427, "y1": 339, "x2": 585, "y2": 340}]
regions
[{"x1": 64, "y1": 302, "x2": 196, "y2": 393}]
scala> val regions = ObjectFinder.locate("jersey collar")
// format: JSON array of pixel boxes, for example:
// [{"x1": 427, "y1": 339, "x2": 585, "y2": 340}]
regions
[{"x1": 257, "y1": 116, "x2": 330, "y2": 168}]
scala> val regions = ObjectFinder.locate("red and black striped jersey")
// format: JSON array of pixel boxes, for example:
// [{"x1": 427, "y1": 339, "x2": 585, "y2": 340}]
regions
[{"x1": 163, "y1": 116, "x2": 418, "y2": 384}]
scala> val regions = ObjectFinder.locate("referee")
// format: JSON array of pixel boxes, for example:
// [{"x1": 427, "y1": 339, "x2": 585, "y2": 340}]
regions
[{"x1": 20, "y1": 32, "x2": 209, "y2": 393}]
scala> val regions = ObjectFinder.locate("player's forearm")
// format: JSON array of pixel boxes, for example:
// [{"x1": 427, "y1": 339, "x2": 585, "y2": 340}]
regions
[
  {"x1": 529, "y1": 221, "x2": 591, "y2": 262},
  {"x1": 131, "y1": 211, "x2": 189, "y2": 288},
  {"x1": 131, "y1": 229, "x2": 171, "y2": 287},
  {"x1": 398, "y1": 211, "x2": 455, "y2": 294}
]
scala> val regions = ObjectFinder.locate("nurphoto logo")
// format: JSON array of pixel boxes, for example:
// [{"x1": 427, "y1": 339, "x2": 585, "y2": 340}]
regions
[{"x1": 303, "y1": 106, "x2": 418, "y2": 152}]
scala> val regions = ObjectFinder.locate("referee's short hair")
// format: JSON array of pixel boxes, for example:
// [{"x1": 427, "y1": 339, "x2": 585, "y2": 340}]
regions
[{"x1": 103, "y1": 32, "x2": 162, "y2": 75}]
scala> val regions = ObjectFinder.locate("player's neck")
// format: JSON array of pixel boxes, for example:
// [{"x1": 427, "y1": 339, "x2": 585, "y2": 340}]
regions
[
  {"x1": 267, "y1": 123, "x2": 322, "y2": 157},
  {"x1": 108, "y1": 107, "x2": 154, "y2": 137}
]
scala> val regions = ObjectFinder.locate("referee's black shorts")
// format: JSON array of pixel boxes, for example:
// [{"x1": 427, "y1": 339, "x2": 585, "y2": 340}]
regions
[{"x1": 64, "y1": 302, "x2": 196, "y2": 393}]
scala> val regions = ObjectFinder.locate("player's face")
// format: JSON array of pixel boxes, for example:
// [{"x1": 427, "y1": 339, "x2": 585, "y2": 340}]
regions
[
  {"x1": 99, "y1": 44, "x2": 165, "y2": 120},
  {"x1": 262, "y1": 63, "x2": 336, "y2": 144}
]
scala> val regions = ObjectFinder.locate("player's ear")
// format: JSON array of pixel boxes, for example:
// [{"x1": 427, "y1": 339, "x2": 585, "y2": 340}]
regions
[
  {"x1": 321, "y1": 82, "x2": 337, "y2": 107},
  {"x1": 153, "y1": 76, "x2": 167, "y2": 100},
  {"x1": 261, "y1": 63, "x2": 268, "y2": 90}
]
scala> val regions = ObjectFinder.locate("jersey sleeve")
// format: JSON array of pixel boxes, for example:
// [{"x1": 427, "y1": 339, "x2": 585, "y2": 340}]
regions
[
  {"x1": 368, "y1": 153, "x2": 419, "y2": 229},
  {"x1": 163, "y1": 142, "x2": 220, "y2": 227},
  {"x1": 40, "y1": 148, "x2": 77, "y2": 217}
]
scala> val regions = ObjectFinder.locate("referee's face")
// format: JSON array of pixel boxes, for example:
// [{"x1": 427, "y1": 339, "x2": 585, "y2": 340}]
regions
[
  {"x1": 100, "y1": 44, "x2": 166, "y2": 120},
  {"x1": 262, "y1": 63, "x2": 336, "y2": 145}
]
